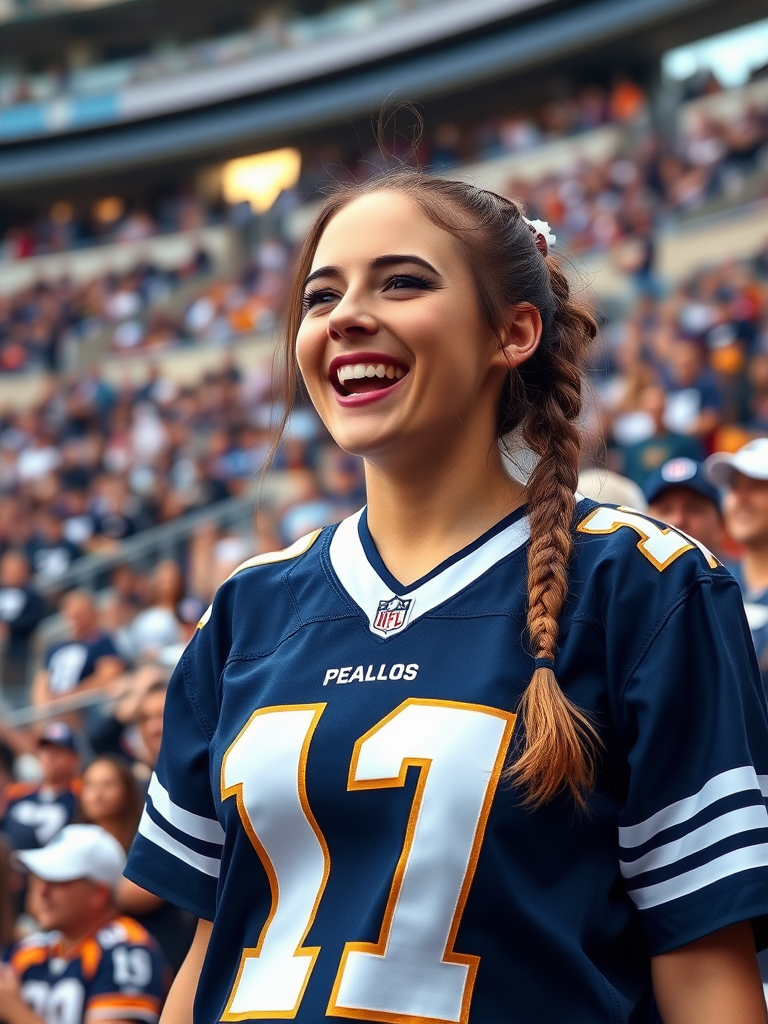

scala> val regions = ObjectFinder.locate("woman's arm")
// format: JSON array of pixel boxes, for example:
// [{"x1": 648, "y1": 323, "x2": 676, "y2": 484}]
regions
[
  {"x1": 115, "y1": 876, "x2": 165, "y2": 916},
  {"x1": 160, "y1": 918, "x2": 212, "y2": 1024},
  {"x1": 651, "y1": 921, "x2": 766, "y2": 1024}
]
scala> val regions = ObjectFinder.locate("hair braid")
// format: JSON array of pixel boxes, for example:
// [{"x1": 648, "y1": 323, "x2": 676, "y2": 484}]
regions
[{"x1": 508, "y1": 260, "x2": 601, "y2": 806}]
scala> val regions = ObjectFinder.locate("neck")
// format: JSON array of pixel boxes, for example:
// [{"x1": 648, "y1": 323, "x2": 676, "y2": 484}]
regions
[
  {"x1": 742, "y1": 543, "x2": 768, "y2": 593},
  {"x1": 59, "y1": 908, "x2": 116, "y2": 954},
  {"x1": 364, "y1": 439, "x2": 524, "y2": 586}
]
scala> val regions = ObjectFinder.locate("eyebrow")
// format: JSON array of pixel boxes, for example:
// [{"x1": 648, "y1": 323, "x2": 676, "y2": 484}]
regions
[{"x1": 303, "y1": 253, "x2": 441, "y2": 290}]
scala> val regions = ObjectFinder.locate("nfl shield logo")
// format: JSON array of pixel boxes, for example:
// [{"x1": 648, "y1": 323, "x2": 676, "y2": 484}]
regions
[{"x1": 373, "y1": 596, "x2": 413, "y2": 635}]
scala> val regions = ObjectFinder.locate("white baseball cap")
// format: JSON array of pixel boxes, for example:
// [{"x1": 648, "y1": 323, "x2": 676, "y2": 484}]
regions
[
  {"x1": 12, "y1": 825, "x2": 126, "y2": 890},
  {"x1": 705, "y1": 438, "x2": 768, "y2": 488}
]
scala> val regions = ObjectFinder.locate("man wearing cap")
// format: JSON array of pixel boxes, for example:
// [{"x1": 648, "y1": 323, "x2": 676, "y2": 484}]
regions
[
  {"x1": 706, "y1": 438, "x2": 768, "y2": 691},
  {"x1": 0, "y1": 825, "x2": 164, "y2": 1024},
  {"x1": 644, "y1": 457, "x2": 724, "y2": 559},
  {"x1": 0, "y1": 724, "x2": 80, "y2": 852}
]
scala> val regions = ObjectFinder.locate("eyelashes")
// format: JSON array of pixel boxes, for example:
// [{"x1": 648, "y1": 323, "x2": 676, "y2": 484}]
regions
[{"x1": 302, "y1": 273, "x2": 435, "y2": 311}]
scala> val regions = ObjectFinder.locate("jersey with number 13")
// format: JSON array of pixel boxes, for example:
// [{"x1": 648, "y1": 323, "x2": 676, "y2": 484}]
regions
[{"x1": 126, "y1": 498, "x2": 768, "y2": 1024}]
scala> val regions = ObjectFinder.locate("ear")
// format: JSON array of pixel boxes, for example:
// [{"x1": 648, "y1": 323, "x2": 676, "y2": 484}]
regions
[{"x1": 490, "y1": 303, "x2": 542, "y2": 371}]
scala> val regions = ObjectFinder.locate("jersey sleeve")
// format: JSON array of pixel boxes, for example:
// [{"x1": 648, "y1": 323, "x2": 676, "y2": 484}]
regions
[
  {"x1": 124, "y1": 608, "x2": 227, "y2": 920},
  {"x1": 86, "y1": 933, "x2": 165, "y2": 1024},
  {"x1": 617, "y1": 571, "x2": 768, "y2": 955}
]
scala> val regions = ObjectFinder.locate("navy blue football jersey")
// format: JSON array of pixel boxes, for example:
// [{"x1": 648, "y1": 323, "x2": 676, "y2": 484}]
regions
[
  {"x1": 44, "y1": 633, "x2": 120, "y2": 695},
  {"x1": 126, "y1": 499, "x2": 768, "y2": 1024},
  {"x1": 0, "y1": 781, "x2": 80, "y2": 850},
  {"x1": 9, "y1": 915, "x2": 165, "y2": 1024}
]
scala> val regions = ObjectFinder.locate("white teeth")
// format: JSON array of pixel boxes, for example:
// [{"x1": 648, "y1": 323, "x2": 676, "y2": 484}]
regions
[{"x1": 336, "y1": 362, "x2": 406, "y2": 385}]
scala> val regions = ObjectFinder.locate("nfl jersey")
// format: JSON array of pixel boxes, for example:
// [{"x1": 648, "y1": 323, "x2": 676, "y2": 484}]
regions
[
  {"x1": 8, "y1": 915, "x2": 165, "y2": 1024},
  {"x1": 0, "y1": 781, "x2": 80, "y2": 850},
  {"x1": 126, "y1": 499, "x2": 768, "y2": 1024}
]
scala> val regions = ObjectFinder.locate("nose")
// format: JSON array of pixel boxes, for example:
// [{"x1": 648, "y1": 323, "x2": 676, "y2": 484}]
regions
[{"x1": 327, "y1": 292, "x2": 378, "y2": 343}]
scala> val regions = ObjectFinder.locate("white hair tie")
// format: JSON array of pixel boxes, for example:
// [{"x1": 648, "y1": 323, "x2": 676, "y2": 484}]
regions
[{"x1": 522, "y1": 217, "x2": 556, "y2": 255}]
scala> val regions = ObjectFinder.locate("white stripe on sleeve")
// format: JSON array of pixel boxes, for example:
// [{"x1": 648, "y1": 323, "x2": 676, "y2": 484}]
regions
[
  {"x1": 619, "y1": 767, "x2": 761, "y2": 849},
  {"x1": 629, "y1": 843, "x2": 768, "y2": 910},
  {"x1": 138, "y1": 809, "x2": 221, "y2": 878},
  {"x1": 620, "y1": 804, "x2": 768, "y2": 879},
  {"x1": 148, "y1": 774, "x2": 225, "y2": 845}
]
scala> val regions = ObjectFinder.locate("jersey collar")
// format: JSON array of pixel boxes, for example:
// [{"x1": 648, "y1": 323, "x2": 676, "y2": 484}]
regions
[{"x1": 328, "y1": 505, "x2": 530, "y2": 640}]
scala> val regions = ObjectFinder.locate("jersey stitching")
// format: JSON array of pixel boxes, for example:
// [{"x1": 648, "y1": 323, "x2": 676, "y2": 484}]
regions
[{"x1": 182, "y1": 652, "x2": 216, "y2": 743}]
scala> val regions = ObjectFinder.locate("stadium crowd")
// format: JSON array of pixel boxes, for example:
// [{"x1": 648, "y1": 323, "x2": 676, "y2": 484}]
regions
[{"x1": 2, "y1": 70, "x2": 768, "y2": 374}]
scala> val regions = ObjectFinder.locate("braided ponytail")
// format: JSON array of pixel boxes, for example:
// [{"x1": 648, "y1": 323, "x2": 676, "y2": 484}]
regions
[
  {"x1": 509, "y1": 261, "x2": 601, "y2": 806},
  {"x1": 279, "y1": 168, "x2": 601, "y2": 805}
]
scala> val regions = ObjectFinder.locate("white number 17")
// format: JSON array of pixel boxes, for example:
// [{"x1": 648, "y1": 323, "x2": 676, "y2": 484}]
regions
[{"x1": 220, "y1": 699, "x2": 514, "y2": 1023}]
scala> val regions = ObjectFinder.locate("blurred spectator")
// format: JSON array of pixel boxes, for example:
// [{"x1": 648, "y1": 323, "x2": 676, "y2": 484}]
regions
[
  {"x1": 577, "y1": 468, "x2": 647, "y2": 510},
  {"x1": 26, "y1": 510, "x2": 82, "y2": 584},
  {"x1": 644, "y1": 457, "x2": 725, "y2": 557},
  {"x1": 126, "y1": 562, "x2": 184, "y2": 665},
  {"x1": 616, "y1": 384, "x2": 705, "y2": 485},
  {"x1": 133, "y1": 682, "x2": 166, "y2": 771},
  {"x1": 3, "y1": 825, "x2": 165, "y2": 1024},
  {"x1": 706, "y1": 438, "x2": 768, "y2": 691},
  {"x1": 0, "y1": 551, "x2": 48, "y2": 698},
  {"x1": 0, "y1": 724, "x2": 80, "y2": 852},
  {"x1": 661, "y1": 339, "x2": 722, "y2": 440},
  {"x1": 80, "y1": 756, "x2": 143, "y2": 853},
  {"x1": 31, "y1": 592, "x2": 123, "y2": 714}
]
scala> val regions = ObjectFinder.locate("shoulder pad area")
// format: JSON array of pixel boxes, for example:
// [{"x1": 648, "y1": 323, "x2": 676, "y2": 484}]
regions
[
  {"x1": 197, "y1": 529, "x2": 321, "y2": 630},
  {"x1": 576, "y1": 504, "x2": 719, "y2": 571}
]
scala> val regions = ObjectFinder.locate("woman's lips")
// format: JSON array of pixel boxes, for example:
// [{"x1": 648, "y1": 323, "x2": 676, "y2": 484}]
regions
[{"x1": 328, "y1": 352, "x2": 410, "y2": 401}]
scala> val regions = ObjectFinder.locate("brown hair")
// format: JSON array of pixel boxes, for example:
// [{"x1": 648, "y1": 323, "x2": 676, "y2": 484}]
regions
[
  {"x1": 81, "y1": 755, "x2": 144, "y2": 852},
  {"x1": 276, "y1": 169, "x2": 600, "y2": 806}
]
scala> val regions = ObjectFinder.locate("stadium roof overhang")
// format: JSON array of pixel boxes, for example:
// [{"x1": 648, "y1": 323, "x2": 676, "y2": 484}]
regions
[{"x1": 0, "y1": 0, "x2": 763, "y2": 192}]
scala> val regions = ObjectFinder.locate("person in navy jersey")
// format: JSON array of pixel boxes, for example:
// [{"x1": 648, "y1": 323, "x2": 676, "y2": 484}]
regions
[
  {"x1": 706, "y1": 438, "x2": 768, "y2": 693},
  {"x1": 0, "y1": 723, "x2": 80, "y2": 852},
  {"x1": 0, "y1": 550, "x2": 49, "y2": 698},
  {"x1": 31, "y1": 591, "x2": 124, "y2": 715},
  {"x1": 127, "y1": 172, "x2": 768, "y2": 1024}
]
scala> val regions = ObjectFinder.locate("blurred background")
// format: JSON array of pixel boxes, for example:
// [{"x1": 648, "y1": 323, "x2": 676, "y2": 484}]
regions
[{"x1": 0, "y1": 0, "x2": 767, "y2": 976}]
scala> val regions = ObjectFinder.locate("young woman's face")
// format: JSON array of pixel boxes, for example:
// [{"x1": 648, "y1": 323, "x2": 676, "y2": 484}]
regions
[
  {"x1": 296, "y1": 192, "x2": 508, "y2": 466},
  {"x1": 81, "y1": 761, "x2": 126, "y2": 822}
]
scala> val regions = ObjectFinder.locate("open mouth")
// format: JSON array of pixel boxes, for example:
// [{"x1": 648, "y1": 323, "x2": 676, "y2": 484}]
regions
[{"x1": 329, "y1": 357, "x2": 409, "y2": 397}]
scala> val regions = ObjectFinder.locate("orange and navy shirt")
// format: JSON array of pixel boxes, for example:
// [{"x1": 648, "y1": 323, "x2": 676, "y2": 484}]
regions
[{"x1": 9, "y1": 916, "x2": 165, "y2": 1024}]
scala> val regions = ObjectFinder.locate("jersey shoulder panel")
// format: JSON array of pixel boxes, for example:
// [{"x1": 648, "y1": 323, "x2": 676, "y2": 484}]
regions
[
  {"x1": 196, "y1": 528, "x2": 323, "y2": 631},
  {"x1": 10, "y1": 933, "x2": 53, "y2": 975},
  {"x1": 2, "y1": 782, "x2": 39, "y2": 805},
  {"x1": 575, "y1": 501, "x2": 722, "y2": 581},
  {"x1": 96, "y1": 917, "x2": 154, "y2": 949}
]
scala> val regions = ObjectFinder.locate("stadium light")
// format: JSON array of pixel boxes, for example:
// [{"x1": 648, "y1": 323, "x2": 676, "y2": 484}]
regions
[{"x1": 222, "y1": 148, "x2": 301, "y2": 214}]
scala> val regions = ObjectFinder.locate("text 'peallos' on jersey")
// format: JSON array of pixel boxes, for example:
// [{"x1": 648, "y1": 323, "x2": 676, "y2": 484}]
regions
[{"x1": 126, "y1": 499, "x2": 768, "y2": 1024}]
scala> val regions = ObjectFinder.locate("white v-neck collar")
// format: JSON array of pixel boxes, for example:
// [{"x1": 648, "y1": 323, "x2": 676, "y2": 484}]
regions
[{"x1": 328, "y1": 508, "x2": 531, "y2": 639}]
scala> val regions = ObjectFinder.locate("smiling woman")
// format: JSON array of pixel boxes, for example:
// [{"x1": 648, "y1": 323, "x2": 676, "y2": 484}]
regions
[{"x1": 126, "y1": 169, "x2": 768, "y2": 1024}]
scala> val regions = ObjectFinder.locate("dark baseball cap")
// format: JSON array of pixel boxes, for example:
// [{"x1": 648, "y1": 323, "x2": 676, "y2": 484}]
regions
[
  {"x1": 38, "y1": 721, "x2": 79, "y2": 753},
  {"x1": 644, "y1": 458, "x2": 722, "y2": 513}
]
